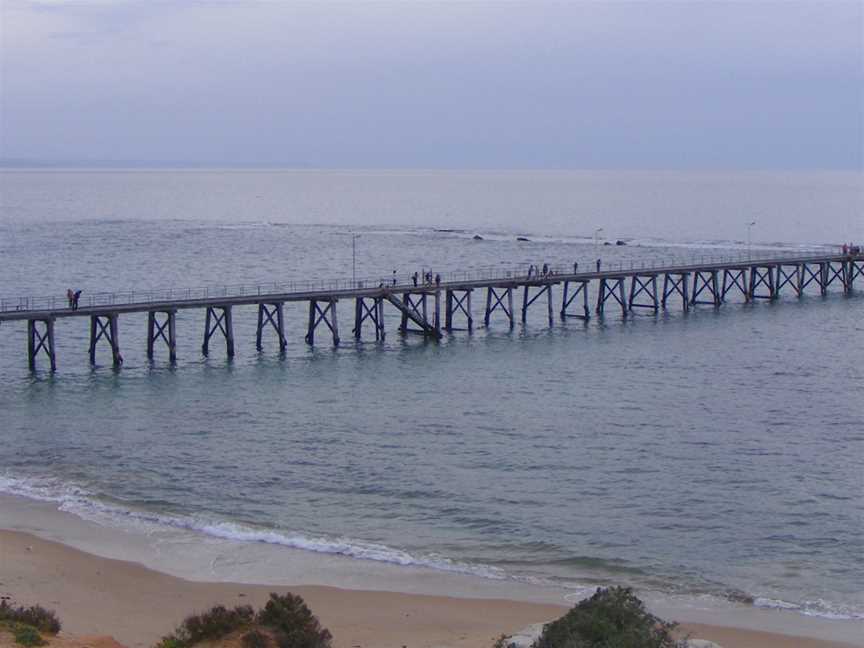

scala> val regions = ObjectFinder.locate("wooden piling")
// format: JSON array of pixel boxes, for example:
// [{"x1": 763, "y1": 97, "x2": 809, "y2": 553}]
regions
[
  {"x1": 202, "y1": 306, "x2": 234, "y2": 357},
  {"x1": 257, "y1": 302, "x2": 287, "y2": 352},
  {"x1": 89, "y1": 313, "x2": 121, "y2": 366}
]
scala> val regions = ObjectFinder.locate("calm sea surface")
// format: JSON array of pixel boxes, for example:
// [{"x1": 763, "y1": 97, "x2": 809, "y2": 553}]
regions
[{"x1": 0, "y1": 170, "x2": 862, "y2": 621}]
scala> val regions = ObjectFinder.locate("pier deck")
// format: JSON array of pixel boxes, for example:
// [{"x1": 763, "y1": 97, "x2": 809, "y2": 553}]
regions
[{"x1": 2, "y1": 251, "x2": 861, "y2": 371}]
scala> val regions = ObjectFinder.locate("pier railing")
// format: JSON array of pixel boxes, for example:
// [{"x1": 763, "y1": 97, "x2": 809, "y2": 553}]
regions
[{"x1": 0, "y1": 249, "x2": 841, "y2": 314}]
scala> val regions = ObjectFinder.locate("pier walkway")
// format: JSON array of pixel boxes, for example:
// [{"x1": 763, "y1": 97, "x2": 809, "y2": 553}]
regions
[{"x1": 2, "y1": 251, "x2": 861, "y2": 371}]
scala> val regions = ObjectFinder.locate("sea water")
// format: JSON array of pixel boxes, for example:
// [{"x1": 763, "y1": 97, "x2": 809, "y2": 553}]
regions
[{"x1": 0, "y1": 169, "x2": 862, "y2": 627}]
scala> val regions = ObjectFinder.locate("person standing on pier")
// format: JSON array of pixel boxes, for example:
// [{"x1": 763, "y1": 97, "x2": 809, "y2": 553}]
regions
[
  {"x1": 573, "y1": 261, "x2": 579, "y2": 273},
  {"x1": 67, "y1": 288, "x2": 74, "y2": 309},
  {"x1": 72, "y1": 290, "x2": 82, "y2": 310},
  {"x1": 392, "y1": 270, "x2": 397, "y2": 286},
  {"x1": 542, "y1": 263, "x2": 549, "y2": 277},
  {"x1": 596, "y1": 259, "x2": 601, "y2": 272},
  {"x1": 435, "y1": 273, "x2": 441, "y2": 286},
  {"x1": 412, "y1": 272, "x2": 418, "y2": 287}
]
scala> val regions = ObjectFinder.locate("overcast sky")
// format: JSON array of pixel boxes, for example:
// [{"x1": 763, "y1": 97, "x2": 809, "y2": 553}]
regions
[{"x1": 1, "y1": 0, "x2": 862, "y2": 169}]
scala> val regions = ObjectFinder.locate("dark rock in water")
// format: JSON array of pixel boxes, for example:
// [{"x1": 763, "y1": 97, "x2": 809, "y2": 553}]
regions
[
  {"x1": 603, "y1": 241, "x2": 612, "y2": 246},
  {"x1": 517, "y1": 237, "x2": 530, "y2": 242},
  {"x1": 723, "y1": 590, "x2": 756, "y2": 605},
  {"x1": 473, "y1": 234, "x2": 484, "y2": 240},
  {"x1": 616, "y1": 239, "x2": 627, "y2": 246}
]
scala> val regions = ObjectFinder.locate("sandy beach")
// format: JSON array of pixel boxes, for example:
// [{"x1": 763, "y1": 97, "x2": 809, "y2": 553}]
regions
[{"x1": 1, "y1": 530, "x2": 858, "y2": 648}]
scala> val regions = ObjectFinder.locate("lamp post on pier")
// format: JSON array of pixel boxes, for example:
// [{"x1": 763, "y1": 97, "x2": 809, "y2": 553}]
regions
[{"x1": 746, "y1": 221, "x2": 756, "y2": 260}]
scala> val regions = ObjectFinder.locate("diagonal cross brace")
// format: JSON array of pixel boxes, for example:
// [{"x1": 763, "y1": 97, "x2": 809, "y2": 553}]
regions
[
  {"x1": 385, "y1": 293, "x2": 440, "y2": 338},
  {"x1": 561, "y1": 280, "x2": 590, "y2": 319},
  {"x1": 484, "y1": 286, "x2": 514, "y2": 327},
  {"x1": 661, "y1": 273, "x2": 689, "y2": 311},
  {"x1": 628, "y1": 274, "x2": 659, "y2": 311},
  {"x1": 721, "y1": 269, "x2": 749, "y2": 301}
]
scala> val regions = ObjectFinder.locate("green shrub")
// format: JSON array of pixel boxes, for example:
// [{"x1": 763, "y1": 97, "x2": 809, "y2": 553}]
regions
[
  {"x1": 13, "y1": 624, "x2": 47, "y2": 647},
  {"x1": 241, "y1": 629, "x2": 270, "y2": 648},
  {"x1": 256, "y1": 593, "x2": 332, "y2": 648},
  {"x1": 156, "y1": 605, "x2": 255, "y2": 648},
  {"x1": 531, "y1": 587, "x2": 686, "y2": 648},
  {"x1": 0, "y1": 602, "x2": 61, "y2": 635},
  {"x1": 155, "y1": 594, "x2": 331, "y2": 648}
]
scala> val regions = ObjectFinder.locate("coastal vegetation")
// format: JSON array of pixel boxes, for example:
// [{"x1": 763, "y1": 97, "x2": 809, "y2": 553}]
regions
[
  {"x1": 156, "y1": 593, "x2": 330, "y2": 648},
  {"x1": 0, "y1": 601, "x2": 61, "y2": 647},
  {"x1": 495, "y1": 587, "x2": 686, "y2": 648}
]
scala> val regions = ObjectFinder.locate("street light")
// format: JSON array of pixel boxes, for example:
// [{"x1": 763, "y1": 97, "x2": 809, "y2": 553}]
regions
[
  {"x1": 339, "y1": 232, "x2": 362, "y2": 285},
  {"x1": 746, "y1": 221, "x2": 756, "y2": 260}
]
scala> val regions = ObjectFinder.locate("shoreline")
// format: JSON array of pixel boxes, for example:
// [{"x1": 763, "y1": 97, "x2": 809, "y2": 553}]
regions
[{"x1": 1, "y1": 529, "x2": 860, "y2": 648}]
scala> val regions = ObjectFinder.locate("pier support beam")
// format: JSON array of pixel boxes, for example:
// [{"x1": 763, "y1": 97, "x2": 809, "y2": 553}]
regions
[
  {"x1": 256, "y1": 302, "x2": 287, "y2": 352},
  {"x1": 748, "y1": 265, "x2": 776, "y2": 300},
  {"x1": 384, "y1": 292, "x2": 440, "y2": 339},
  {"x1": 775, "y1": 264, "x2": 800, "y2": 298},
  {"x1": 521, "y1": 283, "x2": 555, "y2": 325},
  {"x1": 484, "y1": 286, "x2": 514, "y2": 328},
  {"x1": 848, "y1": 258, "x2": 863, "y2": 292},
  {"x1": 353, "y1": 296, "x2": 385, "y2": 341},
  {"x1": 661, "y1": 272, "x2": 689, "y2": 311},
  {"x1": 147, "y1": 310, "x2": 177, "y2": 363},
  {"x1": 399, "y1": 292, "x2": 429, "y2": 334},
  {"x1": 628, "y1": 274, "x2": 659, "y2": 312},
  {"x1": 823, "y1": 261, "x2": 849, "y2": 294},
  {"x1": 202, "y1": 306, "x2": 235, "y2": 357},
  {"x1": 561, "y1": 280, "x2": 590, "y2": 320},
  {"x1": 445, "y1": 289, "x2": 473, "y2": 331},
  {"x1": 596, "y1": 277, "x2": 627, "y2": 317},
  {"x1": 691, "y1": 270, "x2": 721, "y2": 306},
  {"x1": 799, "y1": 262, "x2": 825, "y2": 296},
  {"x1": 27, "y1": 318, "x2": 56, "y2": 372},
  {"x1": 89, "y1": 313, "x2": 122, "y2": 367},
  {"x1": 721, "y1": 268, "x2": 749, "y2": 302},
  {"x1": 305, "y1": 298, "x2": 339, "y2": 346}
]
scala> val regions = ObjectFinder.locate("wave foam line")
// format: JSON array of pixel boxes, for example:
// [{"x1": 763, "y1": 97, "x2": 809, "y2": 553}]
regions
[{"x1": 0, "y1": 473, "x2": 505, "y2": 580}]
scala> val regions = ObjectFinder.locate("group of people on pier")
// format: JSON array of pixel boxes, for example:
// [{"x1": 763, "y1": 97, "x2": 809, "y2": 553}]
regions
[
  {"x1": 527, "y1": 259, "x2": 603, "y2": 279},
  {"x1": 411, "y1": 271, "x2": 441, "y2": 287},
  {"x1": 66, "y1": 288, "x2": 82, "y2": 310}
]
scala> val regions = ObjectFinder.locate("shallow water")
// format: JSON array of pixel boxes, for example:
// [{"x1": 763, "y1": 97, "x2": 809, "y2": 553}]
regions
[{"x1": 0, "y1": 169, "x2": 862, "y2": 623}]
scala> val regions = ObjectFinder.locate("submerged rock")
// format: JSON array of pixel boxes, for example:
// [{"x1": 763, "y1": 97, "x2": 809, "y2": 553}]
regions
[
  {"x1": 473, "y1": 234, "x2": 484, "y2": 240},
  {"x1": 616, "y1": 239, "x2": 627, "y2": 246},
  {"x1": 516, "y1": 236, "x2": 531, "y2": 242}
]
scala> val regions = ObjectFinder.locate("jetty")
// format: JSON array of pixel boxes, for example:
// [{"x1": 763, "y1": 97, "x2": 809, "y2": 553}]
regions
[{"x1": 1, "y1": 251, "x2": 860, "y2": 372}]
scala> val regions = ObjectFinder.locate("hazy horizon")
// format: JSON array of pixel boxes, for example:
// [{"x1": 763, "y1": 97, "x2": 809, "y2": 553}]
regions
[{"x1": 2, "y1": 0, "x2": 862, "y2": 171}]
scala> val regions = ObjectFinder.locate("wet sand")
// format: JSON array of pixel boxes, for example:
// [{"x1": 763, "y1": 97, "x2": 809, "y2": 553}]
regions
[{"x1": 1, "y1": 530, "x2": 859, "y2": 648}]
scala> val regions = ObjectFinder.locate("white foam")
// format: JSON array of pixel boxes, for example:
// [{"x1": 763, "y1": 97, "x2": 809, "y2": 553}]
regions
[
  {"x1": 0, "y1": 473, "x2": 504, "y2": 580},
  {"x1": 3, "y1": 472, "x2": 862, "y2": 623}
]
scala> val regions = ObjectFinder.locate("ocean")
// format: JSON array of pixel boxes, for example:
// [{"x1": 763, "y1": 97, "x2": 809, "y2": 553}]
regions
[{"x1": 0, "y1": 169, "x2": 862, "y2": 628}]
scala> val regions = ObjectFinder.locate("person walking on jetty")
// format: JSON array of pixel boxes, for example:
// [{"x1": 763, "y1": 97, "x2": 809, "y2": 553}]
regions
[
  {"x1": 412, "y1": 271, "x2": 418, "y2": 287},
  {"x1": 72, "y1": 290, "x2": 82, "y2": 310}
]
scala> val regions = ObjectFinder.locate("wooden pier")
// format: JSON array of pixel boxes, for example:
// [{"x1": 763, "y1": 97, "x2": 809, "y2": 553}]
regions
[{"x1": 2, "y1": 251, "x2": 861, "y2": 372}]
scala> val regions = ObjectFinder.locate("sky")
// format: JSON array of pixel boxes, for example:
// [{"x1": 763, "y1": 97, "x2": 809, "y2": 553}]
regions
[{"x1": 0, "y1": 0, "x2": 862, "y2": 169}]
